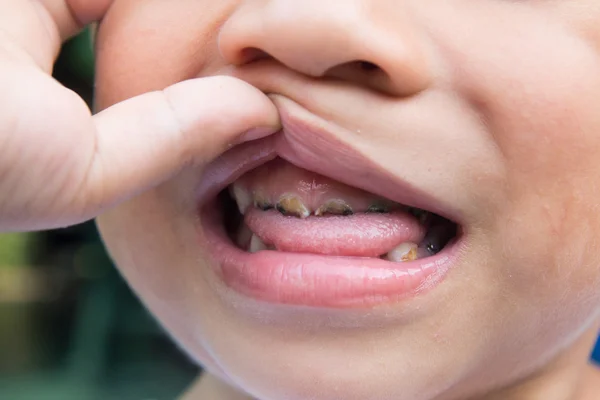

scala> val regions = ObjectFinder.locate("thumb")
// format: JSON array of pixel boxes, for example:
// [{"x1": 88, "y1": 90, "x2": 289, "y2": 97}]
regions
[{"x1": 84, "y1": 76, "x2": 280, "y2": 219}]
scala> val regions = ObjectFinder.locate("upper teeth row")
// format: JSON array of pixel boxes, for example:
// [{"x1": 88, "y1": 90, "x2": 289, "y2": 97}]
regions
[
  {"x1": 231, "y1": 185, "x2": 386, "y2": 218},
  {"x1": 232, "y1": 185, "x2": 361, "y2": 218},
  {"x1": 230, "y1": 184, "x2": 430, "y2": 221}
]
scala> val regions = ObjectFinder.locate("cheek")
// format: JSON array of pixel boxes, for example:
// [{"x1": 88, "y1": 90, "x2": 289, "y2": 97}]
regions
[
  {"x1": 94, "y1": 0, "x2": 235, "y2": 108},
  {"x1": 410, "y1": 3, "x2": 600, "y2": 340},
  {"x1": 95, "y1": 178, "x2": 207, "y2": 346},
  {"x1": 97, "y1": 189, "x2": 237, "y2": 379},
  {"x1": 487, "y1": 41, "x2": 600, "y2": 307},
  {"x1": 435, "y1": 5, "x2": 600, "y2": 314}
]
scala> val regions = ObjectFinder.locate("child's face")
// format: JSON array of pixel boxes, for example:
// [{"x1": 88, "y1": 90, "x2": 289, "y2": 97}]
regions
[{"x1": 95, "y1": 2, "x2": 600, "y2": 399}]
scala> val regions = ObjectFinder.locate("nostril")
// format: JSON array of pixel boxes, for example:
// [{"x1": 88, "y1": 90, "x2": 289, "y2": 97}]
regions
[
  {"x1": 358, "y1": 61, "x2": 380, "y2": 72},
  {"x1": 325, "y1": 60, "x2": 385, "y2": 77},
  {"x1": 239, "y1": 47, "x2": 272, "y2": 65},
  {"x1": 324, "y1": 60, "x2": 391, "y2": 91},
  {"x1": 333, "y1": 60, "x2": 383, "y2": 75}
]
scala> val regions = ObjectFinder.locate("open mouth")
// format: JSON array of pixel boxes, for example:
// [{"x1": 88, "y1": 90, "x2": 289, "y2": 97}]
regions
[
  {"x1": 198, "y1": 104, "x2": 464, "y2": 309},
  {"x1": 221, "y1": 157, "x2": 458, "y2": 262}
]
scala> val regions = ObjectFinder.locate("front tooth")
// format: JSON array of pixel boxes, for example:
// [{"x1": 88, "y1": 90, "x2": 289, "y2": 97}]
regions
[
  {"x1": 249, "y1": 234, "x2": 268, "y2": 253},
  {"x1": 386, "y1": 242, "x2": 419, "y2": 262},
  {"x1": 230, "y1": 184, "x2": 252, "y2": 215},
  {"x1": 276, "y1": 195, "x2": 310, "y2": 219},
  {"x1": 315, "y1": 200, "x2": 353, "y2": 216},
  {"x1": 254, "y1": 194, "x2": 274, "y2": 211}
]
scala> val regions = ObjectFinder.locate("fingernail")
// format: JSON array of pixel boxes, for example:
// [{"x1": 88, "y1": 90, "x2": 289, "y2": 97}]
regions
[{"x1": 236, "y1": 126, "x2": 280, "y2": 144}]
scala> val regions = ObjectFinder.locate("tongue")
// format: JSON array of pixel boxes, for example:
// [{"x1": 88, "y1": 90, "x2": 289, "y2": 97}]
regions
[{"x1": 244, "y1": 208, "x2": 426, "y2": 257}]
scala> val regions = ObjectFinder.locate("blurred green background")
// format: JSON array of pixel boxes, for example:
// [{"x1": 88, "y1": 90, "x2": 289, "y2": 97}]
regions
[{"x1": 0, "y1": 29, "x2": 199, "y2": 400}]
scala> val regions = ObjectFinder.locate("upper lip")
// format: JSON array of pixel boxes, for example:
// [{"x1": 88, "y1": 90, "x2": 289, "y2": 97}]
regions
[
  {"x1": 196, "y1": 94, "x2": 463, "y2": 225},
  {"x1": 196, "y1": 64, "x2": 463, "y2": 224}
]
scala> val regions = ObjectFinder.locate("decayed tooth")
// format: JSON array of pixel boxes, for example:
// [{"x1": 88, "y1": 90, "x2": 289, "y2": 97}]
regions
[
  {"x1": 366, "y1": 203, "x2": 390, "y2": 214},
  {"x1": 386, "y1": 242, "x2": 419, "y2": 262},
  {"x1": 254, "y1": 194, "x2": 274, "y2": 211},
  {"x1": 276, "y1": 195, "x2": 310, "y2": 219},
  {"x1": 230, "y1": 184, "x2": 252, "y2": 215},
  {"x1": 235, "y1": 223, "x2": 253, "y2": 249},
  {"x1": 315, "y1": 199, "x2": 353, "y2": 216},
  {"x1": 249, "y1": 234, "x2": 268, "y2": 253},
  {"x1": 408, "y1": 207, "x2": 430, "y2": 225}
]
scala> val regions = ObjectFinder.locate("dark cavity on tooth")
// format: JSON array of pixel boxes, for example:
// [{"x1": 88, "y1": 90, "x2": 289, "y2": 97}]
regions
[
  {"x1": 256, "y1": 200, "x2": 274, "y2": 211},
  {"x1": 275, "y1": 204, "x2": 307, "y2": 218},
  {"x1": 275, "y1": 196, "x2": 310, "y2": 218},
  {"x1": 316, "y1": 200, "x2": 354, "y2": 216},
  {"x1": 276, "y1": 204, "x2": 288, "y2": 215},
  {"x1": 366, "y1": 204, "x2": 389, "y2": 214},
  {"x1": 408, "y1": 207, "x2": 431, "y2": 224}
]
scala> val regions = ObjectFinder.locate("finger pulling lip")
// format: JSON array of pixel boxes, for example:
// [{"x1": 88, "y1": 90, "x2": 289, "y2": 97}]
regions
[
  {"x1": 198, "y1": 98, "x2": 462, "y2": 224},
  {"x1": 196, "y1": 99, "x2": 464, "y2": 309}
]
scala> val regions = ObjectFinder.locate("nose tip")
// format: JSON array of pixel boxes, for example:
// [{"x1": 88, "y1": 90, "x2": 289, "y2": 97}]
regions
[{"x1": 218, "y1": 1, "x2": 434, "y2": 96}]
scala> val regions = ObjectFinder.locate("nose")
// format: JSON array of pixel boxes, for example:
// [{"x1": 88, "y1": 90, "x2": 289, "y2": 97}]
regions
[{"x1": 218, "y1": 0, "x2": 435, "y2": 96}]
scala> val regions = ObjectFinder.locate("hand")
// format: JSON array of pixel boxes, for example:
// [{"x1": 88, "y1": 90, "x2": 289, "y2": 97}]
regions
[{"x1": 0, "y1": 0, "x2": 280, "y2": 231}]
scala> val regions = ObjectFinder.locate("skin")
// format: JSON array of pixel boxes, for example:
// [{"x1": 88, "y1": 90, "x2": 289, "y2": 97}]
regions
[
  {"x1": 2, "y1": 1, "x2": 600, "y2": 400},
  {"x1": 93, "y1": 1, "x2": 600, "y2": 399}
]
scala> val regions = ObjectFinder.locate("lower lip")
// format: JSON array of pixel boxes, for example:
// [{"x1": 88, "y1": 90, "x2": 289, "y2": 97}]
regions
[{"x1": 201, "y1": 206, "x2": 462, "y2": 308}]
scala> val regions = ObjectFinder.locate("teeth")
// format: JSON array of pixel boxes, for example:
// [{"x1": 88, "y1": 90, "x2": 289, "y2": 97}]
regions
[
  {"x1": 235, "y1": 223, "x2": 253, "y2": 248},
  {"x1": 315, "y1": 200, "x2": 353, "y2": 216},
  {"x1": 254, "y1": 194, "x2": 274, "y2": 211},
  {"x1": 408, "y1": 207, "x2": 430, "y2": 225},
  {"x1": 230, "y1": 184, "x2": 252, "y2": 215},
  {"x1": 385, "y1": 242, "x2": 418, "y2": 262},
  {"x1": 366, "y1": 203, "x2": 390, "y2": 214},
  {"x1": 276, "y1": 195, "x2": 310, "y2": 219},
  {"x1": 248, "y1": 234, "x2": 268, "y2": 253},
  {"x1": 230, "y1": 185, "x2": 421, "y2": 223}
]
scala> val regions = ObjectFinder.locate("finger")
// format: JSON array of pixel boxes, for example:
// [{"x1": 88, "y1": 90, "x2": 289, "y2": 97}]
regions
[
  {"x1": 0, "y1": 0, "x2": 112, "y2": 71},
  {"x1": 82, "y1": 76, "x2": 280, "y2": 219},
  {"x1": 40, "y1": 0, "x2": 114, "y2": 39}
]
